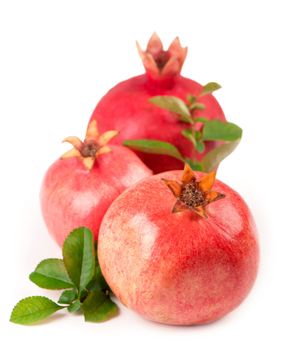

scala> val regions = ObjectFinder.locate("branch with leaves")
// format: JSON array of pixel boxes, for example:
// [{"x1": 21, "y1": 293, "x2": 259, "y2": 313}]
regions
[
  {"x1": 124, "y1": 82, "x2": 242, "y2": 172},
  {"x1": 10, "y1": 228, "x2": 118, "y2": 325}
]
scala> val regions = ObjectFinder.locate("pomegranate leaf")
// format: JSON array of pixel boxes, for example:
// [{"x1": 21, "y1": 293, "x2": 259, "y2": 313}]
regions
[
  {"x1": 67, "y1": 300, "x2": 81, "y2": 313},
  {"x1": 200, "y1": 82, "x2": 221, "y2": 96},
  {"x1": 187, "y1": 95, "x2": 197, "y2": 105},
  {"x1": 202, "y1": 120, "x2": 242, "y2": 141},
  {"x1": 190, "y1": 102, "x2": 205, "y2": 111},
  {"x1": 196, "y1": 140, "x2": 205, "y2": 153},
  {"x1": 201, "y1": 140, "x2": 241, "y2": 172},
  {"x1": 194, "y1": 116, "x2": 209, "y2": 123},
  {"x1": 124, "y1": 139, "x2": 184, "y2": 161},
  {"x1": 181, "y1": 129, "x2": 196, "y2": 147},
  {"x1": 182, "y1": 130, "x2": 205, "y2": 153},
  {"x1": 10, "y1": 296, "x2": 64, "y2": 325},
  {"x1": 29, "y1": 259, "x2": 74, "y2": 290},
  {"x1": 58, "y1": 289, "x2": 77, "y2": 305},
  {"x1": 185, "y1": 158, "x2": 203, "y2": 171},
  {"x1": 10, "y1": 227, "x2": 119, "y2": 325},
  {"x1": 82, "y1": 291, "x2": 119, "y2": 323},
  {"x1": 63, "y1": 227, "x2": 95, "y2": 293},
  {"x1": 87, "y1": 246, "x2": 111, "y2": 293},
  {"x1": 149, "y1": 96, "x2": 193, "y2": 123}
]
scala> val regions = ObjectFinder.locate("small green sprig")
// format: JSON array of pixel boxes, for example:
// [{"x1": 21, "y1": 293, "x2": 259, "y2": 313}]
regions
[
  {"x1": 10, "y1": 227, "x2": 118, "y2": 325},
  {"x1": 124, "y1": 82, "x2": 242, "y2": 172}
]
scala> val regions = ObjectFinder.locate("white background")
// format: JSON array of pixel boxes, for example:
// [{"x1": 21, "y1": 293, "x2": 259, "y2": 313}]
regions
[{"x1": 0, "y1": 0, "x2": 284, "y2": 349}]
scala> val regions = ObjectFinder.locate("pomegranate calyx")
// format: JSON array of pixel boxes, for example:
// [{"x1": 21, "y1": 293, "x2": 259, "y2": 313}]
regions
[
  {"x1": 61, "y1": 120, "x2": 118, "y2": 170},
  {"x1": 162, "y1": 163, "x2": 225, "y2": 218},
  {"x1": 137, "y1": 33, "x2": 187, "y2": 81}
]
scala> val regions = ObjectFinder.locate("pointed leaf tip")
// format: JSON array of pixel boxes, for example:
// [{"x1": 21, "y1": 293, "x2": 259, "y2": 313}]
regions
[
  {"x1": 200, "y1": 82, "x2": 222, "y2": 96},
  {"x1": 149, "y1": 96, "x2": 193, "y2": 122},
  {"x1": 10, "y1": 296, "x2": 63, "y2": 325}
]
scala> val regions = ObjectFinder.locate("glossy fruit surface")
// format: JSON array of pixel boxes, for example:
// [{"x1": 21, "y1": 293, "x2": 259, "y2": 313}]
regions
[
  {"x1": 90, "y1": 34, "x2": 226, "y2": 173},
  {"x1": 98, "y1": 167, "x2": 259, "y2": 325}
]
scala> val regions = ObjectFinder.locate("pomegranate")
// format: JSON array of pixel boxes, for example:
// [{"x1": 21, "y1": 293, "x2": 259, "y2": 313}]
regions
[
  {"x1": 40, "y1": 120, "x2": 152, "y2": 246},
  {"x1": 90, "y1": 33, "x2": 226, "y2": 173},
  {"x1": 98, "y1": 164, "x2": 259, "y2": 325}
]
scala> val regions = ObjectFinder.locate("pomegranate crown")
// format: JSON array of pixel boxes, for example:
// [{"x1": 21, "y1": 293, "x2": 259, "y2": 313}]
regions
[
  {"x1": 61, "y1": 120, "x2": 118, "y2": 170},
  {"x1": 162, "y1": 163, "x2": 225, "y2": 218},
  {"x1": 136, "y1": 32, "x2": 188, "y2": 81}
]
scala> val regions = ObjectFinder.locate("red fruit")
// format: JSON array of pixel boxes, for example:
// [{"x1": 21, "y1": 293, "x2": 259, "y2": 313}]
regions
[
  {"x1": 40, "y1": 121, "x2": 152, "y2": 246},
  {"x1": 90, "y1": 33, "x2": 226, "y2": 173},
  {"x1": 98, "y1": 165, "x2": 259, "y2": 325}
]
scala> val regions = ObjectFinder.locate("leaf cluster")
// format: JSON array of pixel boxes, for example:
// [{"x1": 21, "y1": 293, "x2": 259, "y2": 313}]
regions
[
  {"x1": 124, "y1": 82, "x2": 242, "y2": 172},
  {"x1": 10, "y1": 228, "x2": 118, "y2": 325}
]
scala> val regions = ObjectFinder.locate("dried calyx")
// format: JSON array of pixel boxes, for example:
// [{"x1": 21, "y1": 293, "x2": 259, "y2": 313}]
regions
[
  {"x1": 61, "y1": 120, "x2": 118, "y2": 170},
  {"x1": 136, "y1": 32, "x2": 187, "y2": 80},
  {"x1": 162, "y1": 164, "x2": 225, "y2": 218}
]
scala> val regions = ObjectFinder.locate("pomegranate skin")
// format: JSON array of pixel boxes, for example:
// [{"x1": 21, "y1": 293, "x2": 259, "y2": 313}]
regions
[
  {"x1": 91, "y1": 75, "x2": 225, "y2": 174},
  {"x1": 40, "y1": 145, "x2": 152, "y2": 246},
  {"x1": 98, "y1": 171, "x2": 259, "y2": 325}
]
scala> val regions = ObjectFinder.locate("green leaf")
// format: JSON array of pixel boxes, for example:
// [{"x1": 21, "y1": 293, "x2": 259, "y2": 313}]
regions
[
  {"x1": 67, "y1": 300, "x2": 81, "y2": 313},
  {"x1": 185, "y1": 158, "x2": 203, "y2": 171},
  {"x1": 200, "y1": 82, "x2": 222, "y2": 96},
  {"x1": 196, "y1": 141, "x2": 205, "y2": 153},
  {"x1": 178, "y1": 115, "x2": 193, "y2": 124},
  {"x1": 82, "y1": 291, "x2": 118, "y2": 322},
  {"x1": 149, "y1": 96, "x2": 193, "y2": 123},
  {"x1": 63, "y1": 227, "x2": 95, "y2": 292},
  {"x1": 123, "y1": 139, "x2": 184, "y2": 161},
  {"x1": 190, "y1": 102, "x2": 205, "y2": 111},
  {"x1": 87, "y1": 245, "x2": 111, "y2": 292},
  {"x1": 10, "y1": 296, "x2": 64, "y2": 325},
  {"x1": 87, "y1": 263, "x2": 111, "y2": 293},
  {"x1": 202, "y1": 120, "x2": 242, "y2": 141},
  {"x1": 195, "y1": 116, "x2": 209, "y2": 123},
  {"x1": 187, "y1": 95, "x2": 197, "y2": 105},
  {"x1": 58, "y1": 289, "x2": 77, "y2": 305},
  {"x1": 194, "y1": 130, "x2": 202, "y2": 140},
  {"x1": 182, "y1": 130, "x2": 205, "y2": 153},
  {"x1": 29, "y1": 259, "x2": 74, "y2": 290},
  {"x1": 181, "y1": 129, "x2": 196, "y2": 147},
  {"x1": 94, "y1": 265, "x2": 110, "y2": 291},
  {"x1": 200, "y1": 140, "x2": 241, "y2": 172}
]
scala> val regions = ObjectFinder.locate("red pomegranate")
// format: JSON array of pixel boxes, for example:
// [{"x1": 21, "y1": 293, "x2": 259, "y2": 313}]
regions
[
  {"x1": 90, "y1": 33, "x2": 226, "y2": 173},
  {"x1": 40, "y1": 120, "x2": 152, "y2": 246},
  {"x1": 98, "y1": 164, "x2": 259, "y2": 325}
]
